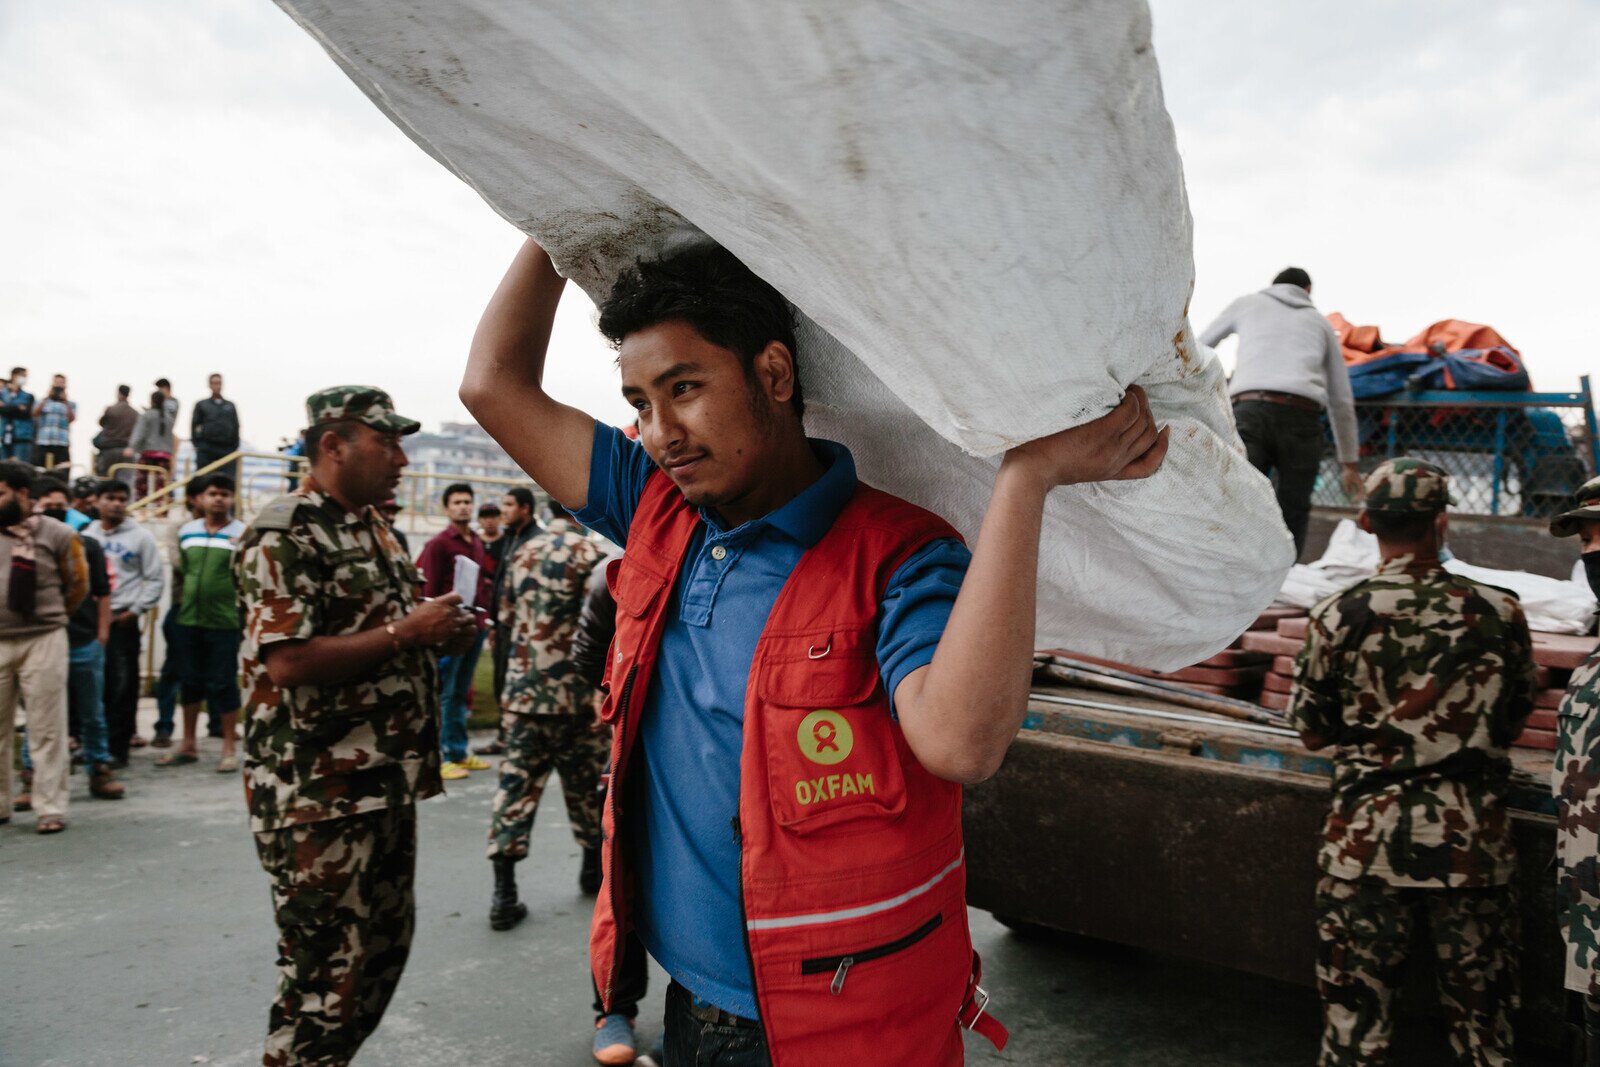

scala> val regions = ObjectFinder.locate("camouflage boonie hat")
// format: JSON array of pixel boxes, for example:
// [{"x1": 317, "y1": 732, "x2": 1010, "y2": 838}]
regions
[
  {"x1": 1550, "y1": 475, "x2": 1600, "y2": 537},
  {"x1": 1362, "y1": 458, "x2": 1451, "y2": 513},
  {"x1": 304, "y1": 385, "x2": 420, "y2": 436}
]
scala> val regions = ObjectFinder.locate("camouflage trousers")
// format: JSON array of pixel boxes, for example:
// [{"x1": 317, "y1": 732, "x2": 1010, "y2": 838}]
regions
[
  {"x1": 253, "y1": 805, "x2": 417, "y2": 1067},
  {"x1": 486, "y1": 712, "x2": 609, "y2": 859},
  {"x1": 1315, "y1": 875, "x2": 1520, "y2": 1066}
]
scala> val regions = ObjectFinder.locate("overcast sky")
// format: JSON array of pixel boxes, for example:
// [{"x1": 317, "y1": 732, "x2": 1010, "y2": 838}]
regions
[{"x1": 3, "y1": 0, "x2": 1595, "y2": 464}]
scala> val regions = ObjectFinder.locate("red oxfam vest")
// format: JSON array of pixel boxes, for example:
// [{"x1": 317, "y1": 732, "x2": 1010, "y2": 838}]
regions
[{"x1": 589, "y1": 471, "x2": 1006, "y2": 1065}]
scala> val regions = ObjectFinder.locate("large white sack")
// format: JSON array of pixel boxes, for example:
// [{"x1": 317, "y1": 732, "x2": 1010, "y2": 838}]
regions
[{"x1": 275, "y1": 0, "x2": 1295, "y2": 668}]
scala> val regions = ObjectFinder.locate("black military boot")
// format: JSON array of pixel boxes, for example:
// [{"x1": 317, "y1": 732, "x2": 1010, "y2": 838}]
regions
[
  {"x1": 579, "y1": 846, "x2": 603, "y2": 896},
  {"x1": 489, "y1": 857, "x2": 528, "y2": 931}
]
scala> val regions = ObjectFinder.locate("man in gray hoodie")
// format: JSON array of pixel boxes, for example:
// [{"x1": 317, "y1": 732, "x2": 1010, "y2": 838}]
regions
[
  {"x1": 1200, "y1": 267, "x2": 1364, "y2": 557},
  {"x1": 83, "y1": 481, "x2": 166, "y2": 764}
]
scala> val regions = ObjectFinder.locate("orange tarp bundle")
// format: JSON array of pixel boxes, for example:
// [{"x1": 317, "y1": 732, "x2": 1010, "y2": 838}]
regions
[
  {"x1": 1329, "y1": 314, "x2": 1522, "y2": 367},
  {"x1": 1400, "y1": 319, "x2": 1520, "y2": 357},
  {"x1": 1328, "y1": 312, "x2": 1391, "y2": 366}
]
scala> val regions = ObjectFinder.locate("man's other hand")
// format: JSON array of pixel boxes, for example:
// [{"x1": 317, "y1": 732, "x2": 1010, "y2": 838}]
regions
[
  {"x1": 1001, "y1": 384, "x2": 1169, "y2": 490},
  {"x1": 1341, "y1": 463, "x2": 1366, "y2": 503},
  {"x1": 398, "y1": 593, "x2": 475, "y2": 650}
]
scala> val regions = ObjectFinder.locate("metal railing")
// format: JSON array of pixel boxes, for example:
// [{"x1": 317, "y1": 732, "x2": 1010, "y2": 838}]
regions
[
  {"x1": 1312, "y1": 375, "x2": 1599, "y2": 518},
  {"x1": 125, "y1": 449, "x2": 546, "y2": 528}
]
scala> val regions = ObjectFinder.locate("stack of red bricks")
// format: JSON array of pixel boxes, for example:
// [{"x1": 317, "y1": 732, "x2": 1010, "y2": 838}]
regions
[
  {"x1": 1052, "y1": 607, "x2": 1305, "y2": 704},
  {"x1": 1243, "y1": 615, "x2": 1597, "y2": 751}
]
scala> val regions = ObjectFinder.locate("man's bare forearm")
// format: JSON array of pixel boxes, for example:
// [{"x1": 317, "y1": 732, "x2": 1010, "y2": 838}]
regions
[
  {"x1": 895, "y1": 387, "x2": 1168, "y2": 785},
  {"x1": 897, "y1": 463, "x2": 1046, "y2": 783},
  {"x1": 460, "y1": 237, "x2": 595, "y2": 509},
  {"x1": 262, "y1": 628, "x2": 400, "y2": 690}
]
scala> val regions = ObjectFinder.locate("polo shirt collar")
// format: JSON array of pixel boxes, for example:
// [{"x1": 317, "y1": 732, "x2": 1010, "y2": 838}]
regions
[{"x1": 699, "y1": 439, "x2": 856, "y2": 550}]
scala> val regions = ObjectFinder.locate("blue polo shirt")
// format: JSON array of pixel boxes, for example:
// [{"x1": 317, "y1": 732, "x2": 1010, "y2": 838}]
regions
[{"x1": 574, "y1": 422, "x2": 969, "y2": 1018}]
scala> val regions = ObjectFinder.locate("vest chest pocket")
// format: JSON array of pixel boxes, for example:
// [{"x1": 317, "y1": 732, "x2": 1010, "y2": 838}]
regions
[{"x1": 757, "y1": 633, "x2": 907, "y2": 835}]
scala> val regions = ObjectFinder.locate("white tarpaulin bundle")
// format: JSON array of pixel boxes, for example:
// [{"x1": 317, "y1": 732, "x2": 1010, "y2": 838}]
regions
[
  {"x1": 276, "y1": 0, "x2": 1294, "y2": 668},
  {"x1": 1279, "y1": 520, "x2": 1600, "y2": 635}
]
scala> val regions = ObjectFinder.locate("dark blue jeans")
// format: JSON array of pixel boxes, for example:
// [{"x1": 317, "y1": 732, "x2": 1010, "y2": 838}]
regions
[
  {"x1": 437, "y1": 629, "x2": 486, "y2": 762},
  {"x1": 664, "y1": 982, "x2": 770, "y2": 1067},
  {"x1": 154, "y1": 607, "x2": 182, "y2": 739}
]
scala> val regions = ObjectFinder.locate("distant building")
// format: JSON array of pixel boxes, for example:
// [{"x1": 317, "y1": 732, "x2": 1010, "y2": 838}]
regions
[{"x1": 406, "y1": 421, "x2": 526, "y2": 482}]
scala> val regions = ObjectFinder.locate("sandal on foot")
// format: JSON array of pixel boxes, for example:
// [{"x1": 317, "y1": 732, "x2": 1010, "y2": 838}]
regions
[
  {"x1": 36, "y1": 815, "x2": 66, "y2": 834},
  {"x1": 216, "y1": 755, "x2": 238, "y2": 773},
  {"x1": 156, "y1": 752, "x2": 199, "y2": 767}
]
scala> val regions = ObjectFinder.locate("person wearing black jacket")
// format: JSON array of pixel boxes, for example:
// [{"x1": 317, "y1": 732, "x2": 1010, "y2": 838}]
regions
[{"x1": 191, "y1": 373, "x2": 240, "y2": 479}]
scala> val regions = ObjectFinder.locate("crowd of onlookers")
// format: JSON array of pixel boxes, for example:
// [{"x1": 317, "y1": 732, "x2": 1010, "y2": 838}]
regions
[
  {"x1": 0, "y1": 367, "x2": 242, "y2": 495},
  {"x1": 0, "y1": 371, "x2": 247, "y2": 833},
  {"x1": 0, "y1": 390, "x2": 542, "y2": 837}
]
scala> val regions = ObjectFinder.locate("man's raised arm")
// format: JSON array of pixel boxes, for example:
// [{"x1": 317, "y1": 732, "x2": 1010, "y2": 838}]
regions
[{"x1": 459, "y1": 237, "x2": 597, "y2": 510}]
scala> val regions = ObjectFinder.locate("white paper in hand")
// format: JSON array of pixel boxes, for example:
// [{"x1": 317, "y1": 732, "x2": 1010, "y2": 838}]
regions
[{"x1": 452, "y1": 556, "x2": 481, "y2": 611}]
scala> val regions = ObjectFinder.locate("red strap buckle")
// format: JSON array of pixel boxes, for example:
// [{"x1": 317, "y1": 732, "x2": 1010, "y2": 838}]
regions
[{"x1": 959, "y1": 952, "x2": 1008, "y2": 1051}]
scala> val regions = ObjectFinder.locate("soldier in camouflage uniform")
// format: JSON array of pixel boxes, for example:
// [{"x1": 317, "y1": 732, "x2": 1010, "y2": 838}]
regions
[
  {"x1": 236, "y1": 386, "x2": 476, "y2": 1067},
  {"x1": 485, "y1": 499, "x2": 608, "y2": 930},
  {"x1": 1550, "y1": 475, "x2": 1600, "y2": 1064},
  {"x1": 1288, "y1": 458, "x2": 1538, "y2": 1066}
]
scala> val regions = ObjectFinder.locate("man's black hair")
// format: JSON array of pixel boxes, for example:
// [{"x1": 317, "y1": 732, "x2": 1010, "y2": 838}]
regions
[
  {"x1": 442, "y1": 482, "x2": 473, "y2": 506},
  {"x1": 0, "y1": 461, "x2": 36, "y2": 492},
  {"x1": 154, "y1": 377, "x2": 171, "y2": 389},
  {"x1": 117, "y1": 384, "x2": 130, "y2": 398},
  {"x1": 33, "y1": 476, "x2": 70, "y2": 499},
  {"x1": 203, "y1": 473, "x2": 236, "y2": 495},
  {"x1": 547, "y1": 498, "x2": 574, "y2": 522},
  {"x1": 503, "y1": 486, "x2": 535, "y2": 510},
  {"x1": 1367, "y1": 510, "x2": 1438, "y2": 542},
  {"x1": 597, "y1": 244, "x2": 803, "y2": 416},
  {"x1": 303, "y1": 420, "x2": 360, "y2": 464},
  {"x1": 1273, "y1": 266, "x2": 1312, "y2": 290},
  {"x1": 9, "y1": 366, "x2": 25, "y2": 378},
  {"x1": 96, "y1": 479, "x2": 131, "y2": 499},
  {"x1": 477, "y1": 502, "x2": 501, "y2": 516}
]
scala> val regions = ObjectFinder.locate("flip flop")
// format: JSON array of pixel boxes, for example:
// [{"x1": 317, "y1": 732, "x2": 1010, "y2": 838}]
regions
[
  {"x1": 216, "y1": 756, "x2": 238, "y2": 773},
  {"x1": 36, "y1": 815, "x2": 66, "y2": 834},
  {"x1": 156, "y1": 752, "x2": 199, "y2": 767}
]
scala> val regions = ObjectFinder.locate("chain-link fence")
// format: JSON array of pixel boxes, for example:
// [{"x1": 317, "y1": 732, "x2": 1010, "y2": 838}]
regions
[{"x1": 1311, "y1": 379, "x2": 1599, "y2": 517}]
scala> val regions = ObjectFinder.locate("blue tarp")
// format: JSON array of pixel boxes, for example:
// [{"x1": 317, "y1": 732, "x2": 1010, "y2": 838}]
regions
[{"x1": 1346, "y1": 348, "x2": 1530, "y2": 399}]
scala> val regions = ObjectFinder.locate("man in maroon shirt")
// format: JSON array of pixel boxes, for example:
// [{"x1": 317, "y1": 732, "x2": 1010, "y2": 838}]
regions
[{"x1": 416, "y1": 482, "x2": 493, "y2": 779}]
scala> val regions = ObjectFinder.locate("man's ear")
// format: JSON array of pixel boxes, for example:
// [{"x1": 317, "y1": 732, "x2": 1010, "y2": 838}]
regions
[
  {"x1": 1435, "y1": 510, "x2": 1449, "y2": 543},
  {"x1": 317, "y1": 428, "x2": 345, "y2": 464},
  {"x1": 1356, "y1": 510, "x2": 1373, "y2": 534},
  {"x1": 752, "y1": 341, "x2": 798, "y2": 407}
]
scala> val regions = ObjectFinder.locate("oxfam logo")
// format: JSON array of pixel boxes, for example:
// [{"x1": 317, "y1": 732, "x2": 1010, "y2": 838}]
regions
[{"x1": 797, "y1": 710, "x2": 853, "y2": 766}]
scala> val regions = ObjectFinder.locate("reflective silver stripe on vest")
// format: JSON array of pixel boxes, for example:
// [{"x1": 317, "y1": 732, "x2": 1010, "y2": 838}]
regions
[{"x1": 744, "y1": 850, "x2": 963, "y2": 931}]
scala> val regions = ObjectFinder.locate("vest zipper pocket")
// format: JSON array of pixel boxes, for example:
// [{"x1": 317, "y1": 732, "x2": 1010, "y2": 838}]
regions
[{"x1": 799, "y1": 913, "x2": 943, "y2": 996}]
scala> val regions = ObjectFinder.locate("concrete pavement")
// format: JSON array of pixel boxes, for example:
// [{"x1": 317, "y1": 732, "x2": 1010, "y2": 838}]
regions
[{"x1": 2, "y1": 707, "x2": 1334, "y2": 1066}]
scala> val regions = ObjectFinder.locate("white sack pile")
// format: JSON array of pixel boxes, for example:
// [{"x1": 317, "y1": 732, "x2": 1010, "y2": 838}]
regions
[
  {"x1": 276, "y1": 0, "x2": 1295, "y2": 668},
  {"x1": 1279, "y1": 520, "x2": 1600, "y2": 635}
]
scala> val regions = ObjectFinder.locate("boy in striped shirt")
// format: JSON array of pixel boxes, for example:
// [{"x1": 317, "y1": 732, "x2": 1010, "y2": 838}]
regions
[{"x1": 158, "y1": 474, "x2": 247, "y2": 772}]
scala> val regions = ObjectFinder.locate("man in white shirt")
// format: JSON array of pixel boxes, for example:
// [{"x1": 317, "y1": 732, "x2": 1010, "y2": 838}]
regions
[{"x1": 1201, "y1": 267, "x2": 1364, "y2": 556}]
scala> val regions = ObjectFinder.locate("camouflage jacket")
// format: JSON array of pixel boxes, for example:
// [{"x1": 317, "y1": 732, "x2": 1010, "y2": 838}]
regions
[
  {"x1": 1555, "y1": 641, "x2": 1600, "y2": 992},
  {"x1": 1288, "y1": 557, "x2": 1537, "y2": 887},
  {"x1": 234, "y1": 486, "x2": 442, "y2": 833},
  {"x1": 499, "y1": 518, "x2": 603, "y2": 716}
]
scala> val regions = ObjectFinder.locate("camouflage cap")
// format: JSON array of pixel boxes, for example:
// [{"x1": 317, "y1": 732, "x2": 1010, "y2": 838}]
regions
[
  {"x1": 1362, "y1": 458, "x2": 1451, "y2": 513},
  {"x1": 1550, "y1": 475, "x2": 1600, "y2": 537},
  {"x1": 304, "y1": 385, "x2": 420, "y2": 436}
]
